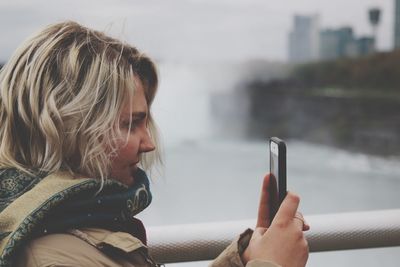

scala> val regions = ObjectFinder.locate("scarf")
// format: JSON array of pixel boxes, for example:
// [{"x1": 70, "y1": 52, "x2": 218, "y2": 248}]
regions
[{"x1": 0, "y1": 168, "x2": 152, "y2": 267}]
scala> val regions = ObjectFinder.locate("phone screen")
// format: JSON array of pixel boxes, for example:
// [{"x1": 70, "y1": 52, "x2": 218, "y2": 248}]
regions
[
  {"x1": 270, "y1": 141, "x2": 280, "y2": 195},
  {"x1": 269, "y1": 137, "x2": 287, "y2": 221}
]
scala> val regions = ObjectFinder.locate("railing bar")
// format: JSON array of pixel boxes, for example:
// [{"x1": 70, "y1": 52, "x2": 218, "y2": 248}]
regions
[{"x1": 147, "y1": 209, "x2": 400, "y2": 264}]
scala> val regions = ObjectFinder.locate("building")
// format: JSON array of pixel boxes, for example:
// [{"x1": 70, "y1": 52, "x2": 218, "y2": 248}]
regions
[
  {"x1": 288, "y1": 15, "x2": 320, "y2": 63},
  {"x1": 395, "y1": 0, "x2": 400, "y2": 48},
  {"x1": 289, "y1": 15, "x2": 375, "y2": 63},
  {"x1": 357, "y1": 37, "x2": 375, "y2": 55},
  {"x1": 319, "y1": 27, "x2": 353, "y2": 60},
  {"x1": 319, "y1": 27, "x2": 374, "y2": 60}
]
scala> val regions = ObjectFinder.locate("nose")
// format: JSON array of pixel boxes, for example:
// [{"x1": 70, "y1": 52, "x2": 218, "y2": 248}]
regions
[{"x1": 139, "y1": 128, "x2": 156, "y2": 153}]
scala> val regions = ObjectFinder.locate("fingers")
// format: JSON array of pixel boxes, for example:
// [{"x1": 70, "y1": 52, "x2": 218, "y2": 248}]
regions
[
  {"x1": 272, "y1": 192, "x2": 300, "y2": 226},
  {"x1": 256, "y1": 178, "x2": 310, "y2": 232},
  {"x1": 256, "y1": 174, "x2": 272, "y2": 228},
  {"x1": 254, "y1": 227, "x2": 268, "y2": 236},
  {"x1": 294, "y1": 212, "x2": 310, "y2": 231}
]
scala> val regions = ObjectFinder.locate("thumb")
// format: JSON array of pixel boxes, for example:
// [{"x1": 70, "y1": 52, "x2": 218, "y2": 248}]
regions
[{"x1": 271, "y1": 192, "x2": 300, "y2": 226}]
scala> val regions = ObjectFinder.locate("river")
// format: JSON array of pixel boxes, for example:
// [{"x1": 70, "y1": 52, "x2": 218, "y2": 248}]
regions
[{"x1": 137, "y1": 62, "x2": 400, "y2": 266}]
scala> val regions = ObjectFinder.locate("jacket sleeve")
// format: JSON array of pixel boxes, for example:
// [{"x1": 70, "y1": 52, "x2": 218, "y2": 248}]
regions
[{"x1": 208, "y1": 229, "x2": 281, "y2": 267}]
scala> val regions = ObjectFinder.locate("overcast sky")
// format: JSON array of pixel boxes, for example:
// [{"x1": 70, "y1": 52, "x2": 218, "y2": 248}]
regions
[{"x1": 0, "y1": 0, "x2": 394, "y2": 63}]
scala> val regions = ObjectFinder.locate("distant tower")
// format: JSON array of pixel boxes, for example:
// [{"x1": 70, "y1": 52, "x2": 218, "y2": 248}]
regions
[
  {"x1": 395, "y1": 0, "x2": 400, "y2": 48},
  {"x1": 288, "y1": 14, "x2": 320, "y2": 63},
  {"x1": 368, "y1": 7, "x2": 381, "y2": 51}
]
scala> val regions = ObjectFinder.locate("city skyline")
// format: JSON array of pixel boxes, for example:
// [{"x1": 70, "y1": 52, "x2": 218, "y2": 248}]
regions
[
  {"x1": 288, "y1": 14, "x2": 377, "y2": 63},
  {"x1": 0, "y1": 0, "x2": 393, "y2": 63}
]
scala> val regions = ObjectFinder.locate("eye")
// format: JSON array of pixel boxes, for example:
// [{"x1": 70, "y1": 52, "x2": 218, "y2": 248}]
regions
[
  {"x1": 120, "y1": 112, "x2": 148, "y2": 132},
  {"x1": 122, "y1": 119, "x2": 141, "y2": 131}
]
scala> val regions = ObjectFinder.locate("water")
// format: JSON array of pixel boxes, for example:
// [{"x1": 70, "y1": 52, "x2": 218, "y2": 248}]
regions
[
  {"x1": 139, "y1": 139, "x2": 400, "y2": 266},
  {"x1": 137, "y1": 62, "x2": 400, "y2": 266}
]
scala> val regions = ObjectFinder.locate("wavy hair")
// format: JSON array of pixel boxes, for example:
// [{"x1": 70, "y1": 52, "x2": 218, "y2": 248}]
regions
[{"x1": 0, "y1": 21, "x2": 160, "y2": 184}]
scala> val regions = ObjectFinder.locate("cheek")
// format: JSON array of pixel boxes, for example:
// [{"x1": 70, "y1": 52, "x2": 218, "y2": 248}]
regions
[{"x1": 117, "y1": 137, "x2": 140, "y2": 157}]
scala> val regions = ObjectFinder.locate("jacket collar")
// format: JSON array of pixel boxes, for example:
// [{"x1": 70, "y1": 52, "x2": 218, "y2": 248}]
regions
[{"x1": 0, "y1": 168, "x2": 152, "y2": 266}]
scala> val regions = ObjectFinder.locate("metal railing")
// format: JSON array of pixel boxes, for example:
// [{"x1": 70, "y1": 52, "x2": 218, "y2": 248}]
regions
[{"x1": 147, "y1": 209, "x2": 400, "y2": 264}]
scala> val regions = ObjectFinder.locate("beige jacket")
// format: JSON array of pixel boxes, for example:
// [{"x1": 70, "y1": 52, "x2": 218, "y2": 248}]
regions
[{"x1": 15, "y1": 228, "x2": 280, "y2": 267}]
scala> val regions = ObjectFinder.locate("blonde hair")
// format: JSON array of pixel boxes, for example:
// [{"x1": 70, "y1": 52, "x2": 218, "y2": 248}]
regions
[{"x1": 0, "y1": 21, "x2": 160, "y2": 183}]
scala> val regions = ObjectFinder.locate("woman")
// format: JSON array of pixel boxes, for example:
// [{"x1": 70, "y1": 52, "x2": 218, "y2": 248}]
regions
[{"x1": 0, "y1": 21, "x2": 308, "y2": 267}]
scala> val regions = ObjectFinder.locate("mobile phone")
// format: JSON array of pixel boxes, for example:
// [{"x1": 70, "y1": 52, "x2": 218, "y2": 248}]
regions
[{"x1": 269, "y1": 137, "x2": 287, "y2": 221}]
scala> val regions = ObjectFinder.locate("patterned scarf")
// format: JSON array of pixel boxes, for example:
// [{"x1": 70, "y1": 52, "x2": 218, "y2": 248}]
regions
[{"x1": 0, "y1": 168, "x2": 152, "y2": 267}]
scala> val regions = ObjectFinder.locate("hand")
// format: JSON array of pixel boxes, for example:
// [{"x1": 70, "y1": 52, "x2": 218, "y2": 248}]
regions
[{"x1": 242, "y1": 174, "x2": 310, "y2": 267}]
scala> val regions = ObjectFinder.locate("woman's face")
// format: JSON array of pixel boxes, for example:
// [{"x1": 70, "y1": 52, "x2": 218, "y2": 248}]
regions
[{"x1": 110, "y1": 80, "x2": 155, "y2": 186}]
